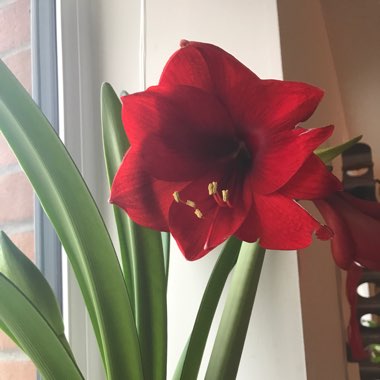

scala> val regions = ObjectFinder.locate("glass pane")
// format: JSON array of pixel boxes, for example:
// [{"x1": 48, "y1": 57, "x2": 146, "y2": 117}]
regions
[{"x1": 0, "y1": 0, "x2": 36, "y2": 379}]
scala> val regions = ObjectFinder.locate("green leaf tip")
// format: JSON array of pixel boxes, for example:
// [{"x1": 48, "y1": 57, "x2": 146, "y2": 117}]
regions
[
  {"x1": 0, "y1": 230, "x2": 64, "y2": 337},
  {"x1": 0, "y1": 231, "x2": 82, "y2": 378},
  {"x1": 315, "y1": 135, "x2": 363, "y2": 164}
]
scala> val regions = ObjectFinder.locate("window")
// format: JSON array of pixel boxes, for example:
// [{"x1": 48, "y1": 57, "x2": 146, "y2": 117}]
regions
[
  {"x1": 32, "y1": 0, "x2": 62, "y2": 307},
  {"x1": 0, "y1": 1, "x2": 61, "y2": 379}
]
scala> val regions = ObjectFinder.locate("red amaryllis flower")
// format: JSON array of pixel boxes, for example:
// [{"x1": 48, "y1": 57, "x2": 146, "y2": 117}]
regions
[
  {"x1": 110, "y1": 40, "x2": 341, "y2": 260},
  {"x1": 315, "y1": 192, "x2": 380, "y2": 360},
  {"x1": 314, "y1": 192, "x2": 380, "y2": 270}
]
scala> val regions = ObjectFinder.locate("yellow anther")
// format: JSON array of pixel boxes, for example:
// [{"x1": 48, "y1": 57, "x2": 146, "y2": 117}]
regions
[
  {"x1": 173, "y1": 191, "x2": 181, "y2": 203},
  {"x1": 222, "y1": 190, "x2": 229, "y2": 202},
  {"x1": 186, "y1": 200, "x2": 196, "y2": 208},
  {"x1": 173, "y1": 191, "x2": 205, "y2": 218},
  {"x1": 194, "y1": 209, "x2": 203, "y2": 218},
  {"x1": 208, "y1": 181, "x2": 218, "y2": 195}
]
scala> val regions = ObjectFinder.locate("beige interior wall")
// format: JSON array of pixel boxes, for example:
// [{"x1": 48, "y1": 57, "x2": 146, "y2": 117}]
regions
[
  {"x1": 277, "y1": 1, "x2": 362, "y2": 379},
  {"x1": 278, "y1": 0, "x2": 380, "y2": 378},
  {"x1": 278, "y1": 1, "x2": 349, "y2": 142},
  {"x1": 320, "y1": 0, "x2": 380, "y2": 180}
]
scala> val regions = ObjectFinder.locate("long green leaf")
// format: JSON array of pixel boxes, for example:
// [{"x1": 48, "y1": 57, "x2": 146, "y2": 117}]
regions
[
  {"x1": 101, "y1": 83, "x2": 134, "y2": 304},
  {"x1": 0, "y1": 320, "x2": 19, "y2": 347},
  {"x1": 0, "y1": 232, "x2": 72, "y2": 355},
  {"x1": 205, "y1": 241, "x2": 265, "y2": 379},
  {"x1": 101, "y1": 82, "x2": 167, "y2": 379},
  {"x1": 173, "y1": 237, "x2": 242, "y2": 380},
  {"x1": 315, "y1": 135, "x2": 362, "y2": 164},
  {"x1": 0, "y1": 61, "x2": 143, "y2": 379},
  {"x1": 0, "y1": 274, "x2": 84, "y2": 380}
]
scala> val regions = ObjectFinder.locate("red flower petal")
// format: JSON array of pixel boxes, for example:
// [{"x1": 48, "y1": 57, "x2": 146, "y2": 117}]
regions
[
  {"x1": 159, "y1": 41, "x2": 260, "y2": 98},
  {"x1": 250, "y1": 126, "x2": 334, "y2": 194},
  {"x1": 110, "y1": 147, "x2": 188, "y2": 231},
  {"x1": 235, "y1": 79, "x2": 324, "y2": 134},
  {"x1": 234, "y1": 203, "x2": 261, "y2": 243},
  {"x1": 204, "y1": 176, "x2": 253, "y2": 250},
  {"x1": 122, "y1": 85, "x2": 237, "y2": 181},
  {"x1": 169, "y1": 201, "x2": 216, "y2": 261},
  {"x1": 340, "y1": 192, "x2": 380, "y2": 219},
  {"x1": 168, "y1": 172, "x2": 250, "y2": 260},
  {"x1": 252, "y1": 193, "x2": 323, "y2": 250},
  {"x1": 279, "y1": 154, "x2": 342, "y2": 199},
  {"x1": 313, "y1": 197, "x2": 355, "y2": 269},
  {"x1": 314, "y1": 193, "x2": 380, "y2": 270},
  {"x1": 160, "y1": 42, "x2": 323, "y2": 135}
]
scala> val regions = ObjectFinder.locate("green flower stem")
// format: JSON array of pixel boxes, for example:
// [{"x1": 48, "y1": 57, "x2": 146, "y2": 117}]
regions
[
  {"x1": 205, "y1": 241, "x2": 266, "y2": 380},
  {"x1": 173, "y1": 237, "x2": 242, "y2": 380}
]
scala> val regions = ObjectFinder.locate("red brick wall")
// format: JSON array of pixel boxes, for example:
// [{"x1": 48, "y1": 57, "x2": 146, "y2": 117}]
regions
[{"x1": 0, "y1": 0, "x2": 36, "y2": 379}]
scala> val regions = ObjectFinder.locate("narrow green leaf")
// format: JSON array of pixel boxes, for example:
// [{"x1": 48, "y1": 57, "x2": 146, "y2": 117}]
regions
[
  {"x1": 0, "y1": 319, "x2": 20, "y2": 347},
  {"x1": 0, "y1": 232, "x2": 72, "y2": 355},
  {"x1": 315, "y1": 135, "x2": 362, "y2": 164},
  {"x1": 205, "y1": 241, "x2": 266, "y2": 380},
  {"x1": 132, "y1": 228, "x2": 167, "y2": 380},
  {"x1": 101, "y1": 82, "x2": 167, "y2": 380},
  {"x1": 101, "y1": 83, "x2": 134, "y2": 305},
  {"x1": 0, "y1": 61, "x2": 143, "y2": 379},
  {"x1": 174, "y1": 237, "x2": 242, "y2": 380},
  {"x1": 0, "y1": 274, "x2": 84, "y2": 380}
]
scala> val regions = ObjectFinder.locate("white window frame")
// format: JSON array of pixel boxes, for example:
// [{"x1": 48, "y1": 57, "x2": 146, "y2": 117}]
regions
[
  {"x1": 56, "y1": 1, "x2": 104, "y2": 378},
  {"x1": 32, "y1": 0, "x2": 62, "y2": 309}
]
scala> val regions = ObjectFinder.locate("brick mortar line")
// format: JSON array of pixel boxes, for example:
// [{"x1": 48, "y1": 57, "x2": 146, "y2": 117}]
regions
[
  {"x1": 0, "y1": 349, "x2": 30, "y2": 362},
  {"x1": 0, "y1": 43, "x2": 31, "y2": 60},
  {"x1": 0, "y1": 0, "x2": 18, "y2": 9}
]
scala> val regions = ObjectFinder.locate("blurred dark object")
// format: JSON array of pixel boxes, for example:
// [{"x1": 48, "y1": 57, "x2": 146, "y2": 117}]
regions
[{"x1": 342, "y1": 143, "x2": 377, "y2": 201}]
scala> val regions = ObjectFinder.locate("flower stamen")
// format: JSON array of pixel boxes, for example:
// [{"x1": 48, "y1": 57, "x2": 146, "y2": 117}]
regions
[
  {"x1": 222, "y1": 189, "x2": 232, "y2": 207},
  {"x1": 186, "y1": 200, "x2": 196, "y2": 208},
  {"x1": 208, "y1": 181, "x2": 218, "y2": 195},
  {"x1": 222, "y1": 189, "x2": 228, "y2": 202},
  {"x1": 208, "y1": 181, "x2": 225, "y2": 206},
  {"x1": 194, "y1": 209, "x2": 203, "y2": 219},
  {"x1": 173, "y1": 191, "x2": 204, "y2": 219},
  {"x1": 173, "y1": 191, "x2": 181, "y2": 203},
  {"x1": 208, "y1": 182, "x2": 233, "y2": 208}
]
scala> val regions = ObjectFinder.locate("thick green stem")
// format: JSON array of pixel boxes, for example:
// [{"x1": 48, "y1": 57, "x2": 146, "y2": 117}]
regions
[
  {"x1": 173, "y1": 237, "x2": 242, "y2": 380},
  {"x1": 205, "y1": 241, "x2": 266, "y2": 380}
]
